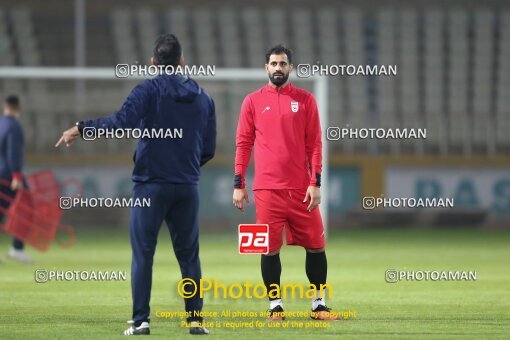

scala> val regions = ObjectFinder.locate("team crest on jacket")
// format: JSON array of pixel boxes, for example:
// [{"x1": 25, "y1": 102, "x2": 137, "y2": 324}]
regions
[{"x1": 291, "y1": 101, "x2": 299, "y2": 112}]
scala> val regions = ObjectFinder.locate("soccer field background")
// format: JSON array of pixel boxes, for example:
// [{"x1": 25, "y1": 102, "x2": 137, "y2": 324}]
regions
[
  {"x1": 0, "y1": 228, "x2": 508, "y2": 339},
  {"x1": 1, "y1": 0, "x2": 510, "y2": 338}
]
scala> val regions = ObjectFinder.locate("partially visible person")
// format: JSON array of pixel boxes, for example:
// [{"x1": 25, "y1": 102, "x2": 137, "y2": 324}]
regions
[{"x1": 0, "y1": 95, "x2": 32, "y2": 264}]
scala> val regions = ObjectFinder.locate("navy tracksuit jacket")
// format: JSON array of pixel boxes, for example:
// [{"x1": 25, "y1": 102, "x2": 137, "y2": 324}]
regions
[
  {"x1": 84, "y1": 74, "x2": 216, "y2": 323},
  {"x1": 0, "y1": 116, "x2": 24, "y2": 179}
]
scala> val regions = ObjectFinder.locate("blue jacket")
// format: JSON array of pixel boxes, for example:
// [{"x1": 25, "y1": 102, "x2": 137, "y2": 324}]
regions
[
  {"x1": 0, "y1": 116, "x2": 24, "y2": 180},
  {"x1": 84, "y1": 74, "x2": 216, "y2": 184}
]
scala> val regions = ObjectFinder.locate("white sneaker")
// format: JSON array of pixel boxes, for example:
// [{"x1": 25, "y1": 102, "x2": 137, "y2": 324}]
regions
[
  {"x1": 123, "y1": 321, "x2": 150, "y2": 335},
  {"x1": 7, "y1": 247, "x2": 33, "y2": 264},
  {"x1": 189, "y1": 321, "x2": 210, "y2": 335}
]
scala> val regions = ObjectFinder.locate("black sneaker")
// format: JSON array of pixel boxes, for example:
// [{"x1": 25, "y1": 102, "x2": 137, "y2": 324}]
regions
[
  {"x1": 267, "y1": 305, "x2": 285, "y2": 320},
  {"x1": 311, "y1": 304, "x2": 339, "y2": 320},
  {"x1": 123, "y1": 321, "x2": 150, "y2": 335},
  {"x1": 189, "y1": 321, "x2": 210, "y2": 335}
]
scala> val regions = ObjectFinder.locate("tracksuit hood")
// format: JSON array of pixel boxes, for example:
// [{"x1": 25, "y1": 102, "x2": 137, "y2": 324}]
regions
[{"x1": 159, "y1": 74, "x2": 201, "y2": 103}]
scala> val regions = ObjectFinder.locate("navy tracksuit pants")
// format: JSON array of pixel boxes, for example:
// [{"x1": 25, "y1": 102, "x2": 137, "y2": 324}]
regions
[{"x1": 130, "y1": 182, "x2": 203, "y2": 324}]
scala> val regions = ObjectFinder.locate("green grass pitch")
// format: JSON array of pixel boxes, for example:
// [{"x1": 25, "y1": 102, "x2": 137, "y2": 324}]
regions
[{"x1": 0, "y1": 228, "x2": 509, "y2": 339}]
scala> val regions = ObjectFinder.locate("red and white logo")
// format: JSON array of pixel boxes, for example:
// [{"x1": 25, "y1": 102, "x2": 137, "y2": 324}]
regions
[
  {"x1": 291, "y1": 101, "x2": 299, "y2": 112},
  {"x1": 238, "y1": 224, "x2": 269, "y2": 254}
]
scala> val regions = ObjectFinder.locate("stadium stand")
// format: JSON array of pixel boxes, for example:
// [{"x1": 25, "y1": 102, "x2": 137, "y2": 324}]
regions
[{"x1": 0, "y1": 2, "x2": 508, "y2": 157}]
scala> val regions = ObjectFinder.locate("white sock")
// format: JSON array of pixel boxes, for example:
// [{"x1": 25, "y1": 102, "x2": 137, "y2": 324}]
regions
[
  {"x1": 270, "y1": 299, "x2": 283, "y2": 310},
  {"x1": 312, "y1": 290, "x2": 326, "y2": 310}
]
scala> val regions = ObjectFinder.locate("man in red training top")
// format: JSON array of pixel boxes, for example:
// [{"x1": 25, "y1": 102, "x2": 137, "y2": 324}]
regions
[{"x1": 232, "y1": 44, "x2": 338, "y2": 321}]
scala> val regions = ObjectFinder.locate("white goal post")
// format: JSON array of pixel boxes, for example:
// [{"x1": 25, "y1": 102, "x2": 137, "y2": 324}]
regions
[{"x1": 0, "y1": 67, "x2": 329, "y2": 234}]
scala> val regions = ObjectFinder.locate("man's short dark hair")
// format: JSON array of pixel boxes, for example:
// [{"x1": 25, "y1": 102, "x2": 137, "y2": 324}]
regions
[
  {"x1": 4, "y1": 95, "x2": 20, "y2": 110},
  {"x1": 265, "y1": 44, "x2": 293, "y2": 64},
  {"x1": 153, "y1": 33, "x2": 182, "y2": 67}
]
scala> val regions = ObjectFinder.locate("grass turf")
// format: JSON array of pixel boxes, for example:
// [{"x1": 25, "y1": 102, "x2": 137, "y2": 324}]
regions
[{"x1": 0, "y1": 228, "x2": 509, "y2": 339}]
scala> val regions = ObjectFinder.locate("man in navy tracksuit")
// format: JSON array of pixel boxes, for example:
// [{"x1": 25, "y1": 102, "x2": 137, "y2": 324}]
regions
[
  {"x1": 0, "y1": 95, "x2": 32, "y2": 264},
  {"x1": 56, "y1": 34, "x2": 216, "y2": 336}
]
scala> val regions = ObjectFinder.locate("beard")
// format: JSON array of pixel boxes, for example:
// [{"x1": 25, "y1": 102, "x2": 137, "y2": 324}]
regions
[{"x1": 269, "y1": 71, "x2": 289, "y2": 86}]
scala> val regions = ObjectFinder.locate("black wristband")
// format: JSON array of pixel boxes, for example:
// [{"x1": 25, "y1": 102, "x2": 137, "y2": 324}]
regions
[
  {"x1": 315, "y1": 173, "x2": 321, "y2": 187},
  {"x1": 234, "y1": 174, "x2": 243, "y2": 189},
  {"x1": 75, "y1": 121, "x2": 85, "y2": 136}
]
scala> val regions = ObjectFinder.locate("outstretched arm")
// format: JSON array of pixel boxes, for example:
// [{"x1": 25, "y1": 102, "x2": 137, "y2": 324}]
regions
[{"x1": 55, "y1": 83, "x2": 150, "y2": 147}]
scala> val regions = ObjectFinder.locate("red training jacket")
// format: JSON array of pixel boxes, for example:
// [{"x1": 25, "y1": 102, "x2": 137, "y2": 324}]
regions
[{"x1": 234, "y1": 82, "x2": 322, "y2": 190}]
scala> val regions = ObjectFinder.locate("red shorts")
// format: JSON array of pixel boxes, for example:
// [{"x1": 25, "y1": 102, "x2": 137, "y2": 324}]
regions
[{"x1": 254, "y1": 188, "x2": 325, "y2": 253}]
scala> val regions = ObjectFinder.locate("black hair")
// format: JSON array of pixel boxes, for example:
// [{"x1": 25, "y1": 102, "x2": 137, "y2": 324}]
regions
[
  {"x1": 153, "y1": 33, "x2": 182, "y2": 67},
  {"x1": 265, "y1": 44, "x2": 293, "y2": 64},
  {"x1": 4, "y1": 95, "x2": 20, "y2": 110}
]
